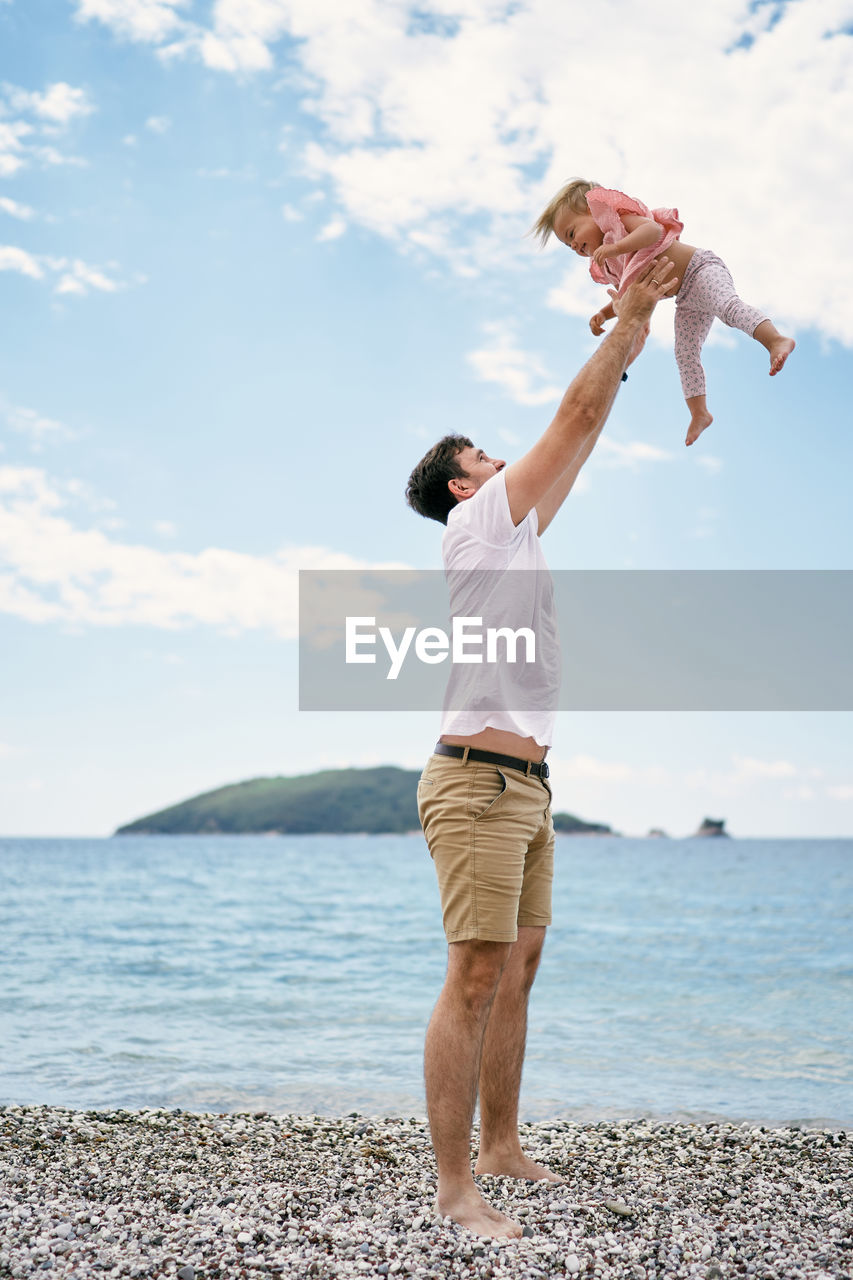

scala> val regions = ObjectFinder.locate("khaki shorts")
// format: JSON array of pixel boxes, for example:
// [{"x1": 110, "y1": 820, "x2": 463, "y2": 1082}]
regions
[{"x1": 417, "y1": 752, "x2": 555, "y2": 943}]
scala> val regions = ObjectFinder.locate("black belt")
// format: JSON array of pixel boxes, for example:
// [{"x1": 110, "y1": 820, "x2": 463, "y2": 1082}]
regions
[{"x1": 434, "y1": 742, "x2": 549, "y2": 780}]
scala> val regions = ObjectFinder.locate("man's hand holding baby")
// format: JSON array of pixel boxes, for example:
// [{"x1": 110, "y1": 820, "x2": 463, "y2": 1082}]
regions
[{"x1": 612, "y1": 257, "x2": 678, "y2": 326}]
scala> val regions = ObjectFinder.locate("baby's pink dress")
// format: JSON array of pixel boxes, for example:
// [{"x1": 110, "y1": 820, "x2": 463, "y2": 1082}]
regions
[{"x1": 586, "y1": 187, "x2": 683, "y2": 294}]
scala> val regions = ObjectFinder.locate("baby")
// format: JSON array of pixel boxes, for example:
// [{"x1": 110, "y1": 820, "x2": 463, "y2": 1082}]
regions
[{"x1": 532, "y1": 180, "x2": 795, "y2": 445}]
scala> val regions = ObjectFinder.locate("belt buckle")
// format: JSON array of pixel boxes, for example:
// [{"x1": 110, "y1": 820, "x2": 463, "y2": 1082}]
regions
[{"x1": 541, "y1": 762, "x2": 549, "y2": 779}]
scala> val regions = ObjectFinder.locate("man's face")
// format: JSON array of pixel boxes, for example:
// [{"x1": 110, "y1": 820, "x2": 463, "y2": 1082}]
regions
[
  {"x1": 451, "y1": 446, "x2": 506, "y2": 501},
  {"x1": 553, "y1": 205, "x2": 604, "y2": 257}
]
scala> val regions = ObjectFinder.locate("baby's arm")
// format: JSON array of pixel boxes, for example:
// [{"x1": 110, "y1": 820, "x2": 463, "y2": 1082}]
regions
[
  {"x1": 589, "y1": 300, "x2": 616, "y2": 336},
  {"x1": 593, "y1": 213, "x2": 663, "y2": 267}
]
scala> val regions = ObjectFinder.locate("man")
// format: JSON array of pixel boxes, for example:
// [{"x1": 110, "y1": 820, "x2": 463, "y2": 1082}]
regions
[{"x1": 405, "y1": 258, "x2": 676, "y2": 1238}]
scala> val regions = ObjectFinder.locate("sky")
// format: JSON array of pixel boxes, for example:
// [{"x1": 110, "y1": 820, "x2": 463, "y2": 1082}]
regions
[{"x1": 1, "y1": 0, "x2": 852, "y2": 837}]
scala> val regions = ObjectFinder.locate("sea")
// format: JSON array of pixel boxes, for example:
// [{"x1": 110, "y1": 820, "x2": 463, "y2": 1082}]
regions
[{"x1": 1, "y1": 835, "x2": 851, "y2": 1129}]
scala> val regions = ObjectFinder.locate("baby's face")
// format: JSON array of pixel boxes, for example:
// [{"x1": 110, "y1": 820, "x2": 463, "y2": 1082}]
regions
[{"x1": 553, "y1": 205, "x2": 603, "y2": 257}]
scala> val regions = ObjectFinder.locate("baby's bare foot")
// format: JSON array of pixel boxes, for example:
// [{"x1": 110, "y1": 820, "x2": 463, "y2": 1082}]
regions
[
  {"x1": 476, "y1": 1151, "x2": 564, "y2": 1183},
  {"x1": 685, "y1": 407, "x2": 713, "y2": 446},
  {"x1": 769, "y1": 336, "x2": 795, "y2": 375},
  {"x1": 436, "y1": 1188, "x2": 523, "y2": 1239}
]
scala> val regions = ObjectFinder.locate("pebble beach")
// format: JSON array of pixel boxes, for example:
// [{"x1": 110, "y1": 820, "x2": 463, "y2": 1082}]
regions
[{"x1": 1, "y1": 1107, "x2": 850, "y2": 1279}]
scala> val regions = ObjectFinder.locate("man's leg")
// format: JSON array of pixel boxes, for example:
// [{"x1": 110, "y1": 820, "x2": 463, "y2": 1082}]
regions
[
  {"x1": 475, "y1": 926, "x2": 562, "y2": 1181},
  {"x1": 424, "y1": 938, "x2": 523, "y2": 1238}
]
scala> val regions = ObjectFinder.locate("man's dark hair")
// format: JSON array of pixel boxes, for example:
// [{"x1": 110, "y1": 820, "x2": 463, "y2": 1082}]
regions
[{"x1": 405, "y1": 434, "x2": 473, "y2": 526}]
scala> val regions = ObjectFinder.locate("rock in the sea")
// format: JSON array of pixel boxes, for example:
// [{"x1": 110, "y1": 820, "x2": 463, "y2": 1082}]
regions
[{"x1": 693, "y1": 817, "x2": 730, "y2": 838}]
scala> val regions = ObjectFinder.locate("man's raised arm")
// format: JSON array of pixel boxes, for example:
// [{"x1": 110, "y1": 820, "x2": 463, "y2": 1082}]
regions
[
  {"x1": 504, "y1": 258, "x2": 677, "y2": 531},
  {"x1": 533, "y1": 315, "x2": 650, "y2": 535}
]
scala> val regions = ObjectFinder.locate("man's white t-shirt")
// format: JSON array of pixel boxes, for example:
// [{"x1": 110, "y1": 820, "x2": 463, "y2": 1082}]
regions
[{"x1": 439, "y1": 470, "x2": 560, "y2": 747}]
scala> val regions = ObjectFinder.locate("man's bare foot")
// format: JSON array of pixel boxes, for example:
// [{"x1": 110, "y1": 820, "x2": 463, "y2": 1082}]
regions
[
  {"x1": 769, "y1": 336, "x2": 795, "y2": 375},
  {"x1": 435, "y1": 1187, "x2": 523, "y2": 1238},
  {"x1": 475, "y1": 1151, "x2": 564, "y2": 1183},
  {"x1": 685, "y1": 408, "x2": 713, "y2": 446}
]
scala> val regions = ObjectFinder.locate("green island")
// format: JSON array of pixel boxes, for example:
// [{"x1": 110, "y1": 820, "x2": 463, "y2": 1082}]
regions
[{"x1": 114, "y1": 766, "x2": 613, "y2": 836}]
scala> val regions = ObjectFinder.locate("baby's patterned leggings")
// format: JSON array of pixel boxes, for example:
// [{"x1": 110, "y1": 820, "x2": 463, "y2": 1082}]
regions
[{"x1": 674, "y1": 249, "x2": 768, "y2": 398}]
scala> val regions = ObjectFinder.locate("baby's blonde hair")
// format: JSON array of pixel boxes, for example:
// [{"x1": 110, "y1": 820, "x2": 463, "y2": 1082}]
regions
[{"x1": 530, "y1": 178, "x2": 600, "y2": 246}]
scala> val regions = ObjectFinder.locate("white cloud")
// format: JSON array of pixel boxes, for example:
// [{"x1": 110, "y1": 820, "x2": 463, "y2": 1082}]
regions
[
  {"x1": 197, "y1": 165, "x2": 255, "y2": 179},
  {"x1": 2, "y1": 401, "x2": 78, "y2": 449},
  {"x1": 732, "y1": 755, "x2": 798, "y2": 781},
  {"x1": 2, "y1": 82, "x2": 94, "y2": 124},
  {"x1": 686, "y1": 754, "x2": 800, "y2": 797},
  {"x1": 784, "y1": 780, "x2": 853, "y2": 805},
  {"x1": 315, "y1": 216, "x2": 347, "y2": 242},
  {"x1": 153, "y1": 519, "x2": 177, "y2": 537},
  {"x1": 73, "y1": 0, "x2": 189, "y2": 44},
  {"x1": 467, "y1": 323, "x2": 563, "y2": 407},
  {"x1": 595, "y1": 438, "x2": 674, "y2": 468},
  {"x1": 53, "y1": 258, "x2": 120, "y2": 295},
  {"x1": 546, "y1": 260, "x2": 610, "y2": 324},
  {"x1": 784, "y1": 785, "x2": 816, "y2": 802},
  {"x1": 0, "y1": 245, "x2": 43, "y2": 279},
  {"x1": 62, "y1": 478, "x2": 117, "y2": 514},
  {"x1": 31, "y1": 145, "x2": 88, "y2": 169},
  {"x1": 548, "y1": 751, "x2": 844, "y2": 831},
  {"x1": 704, "y1": 322, "x2": 738, "y2": 351},
  {"x1": 560, "y1": 755, "x2": 636, "y2": 783},
  {"x1": 546, "y1": 260, "x2": 680, "y2": 351},
  {"x1": 0, "y1": 246, "x2": 123, "y2": 296},
  {"x1": 0, "y1": 465, "x2": 408, "y2": 635},
  {"x1": 0, "y1": 81, "x2": 93, "y2": 174},
  {"x1": 145, "y1": 114, "x2": 171, "y2": 133},
  {"x1": 67, "y1": 0, "x2": 853, "y2": 339},
  {"x1": 497, "y1": 427, "x2": 521, "y2": 447},
  {"x1": 0, "y1": 197, "x2": 35, "y2": 220},
  {"x1": 0, "y1": 120, "x2": 33, "y2": 177},
  {"x1": 281, "y1": 203, "x2": 304, "y2": 222},
  {"x1": 34, "y1": 84, "x2": 93, "y2": 124},
  {"x1": 556, "y1": 754, "x2": 672, "y2": 785},
  {"x1": 195, "y1": 0, "x2": 303, "y2": 73}
]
